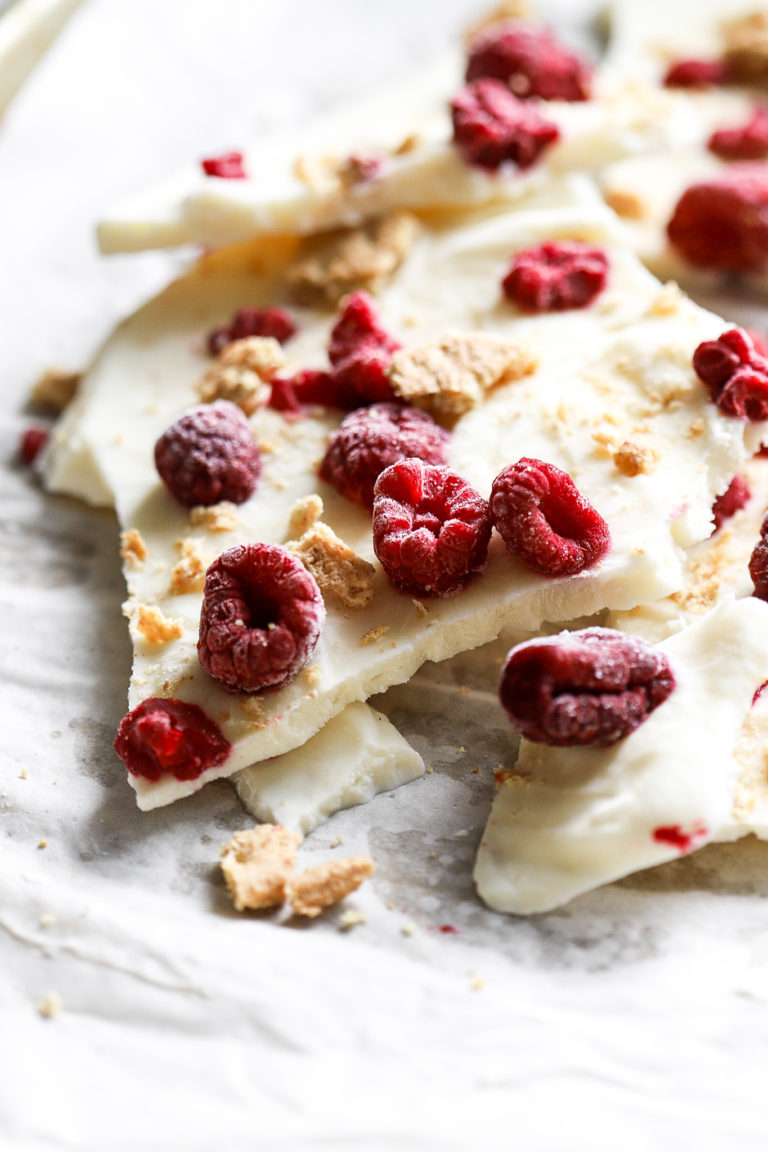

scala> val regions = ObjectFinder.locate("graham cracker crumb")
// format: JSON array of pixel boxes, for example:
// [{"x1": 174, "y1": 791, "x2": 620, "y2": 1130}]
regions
[
  {"x1": 37, "y1": 839, "x2": 47, "y2": 850},
  {"x1": 613, "y1": 441, "x2": 658, "y2": 477},
  {"x1": 19, "y1": 769, "x2": 28, "y2": 780},
  {"x1": 672, "y1": 528, "x2": 738, "y2": 614},
  {"x1": 220, "y1": 825, "x2": 302, "y2": 912},
  {"x1": 604, "y1": 188, "x2": 647, "y2": 221},
  {"x1": 389, "y1": 331, "x2": 537, "y2": 425},
  {"x1": 288, "y1": 520, "x2": 376, "y2": 609},
  {"x1": 287, "y1": 493, "x2": 324, "y2": 539},
  {"x1": 648, "y1": 281, "x2": 683, "y2": 316},
  {"x1": 29, "y1": 368, "x2": 81, "y2": 413},
  {"x1": 463, "y1": 1, "x2": 532, "y2": 40},
  {"x1": 412, "y1": 599, "x2": 428, "y2": 618},
  {"x1": 197, "y1": 336, "x2": 283, "y2": 414},
  {"x1": 39, "y1": 913, "x2": 55, "y2": 928},
  {"x1": 190, "y1": 502, "x2": 240, "y2": 532},
  {"x1": 687, "y1": 418, "x2": 706, "y2": 438},
  {"x1": 401, "y1": 920, "x2": 417, "y2": 936},
  {"x1": 36, "y1": 993, "x2": 62, "y2": 1019},
  {"x1": 592, "y1": 430, "x2": 617, "y2": 456},
  {"x1": 293, "y1": 152, "x2": 339, "y2": 190},
  {"x1": 240, "y1": 696, "x2": 267, "y2": 725},
  {"x1": 339, "y1": 908, "x2": 367, "y2": 930},
  {"x1": 722, "y1": 10, "x2": 768, "y2": 82},
  {"x1": 360, "y1": 623, "x2": 389, "y2": 646},
  {"x1": 169, "y1": 537, "x2": 209, "y2": 595},
  {"x1": 393, "y1": 132, "x2": 421, "y2": 156},
  {"x1": 135, "y1": 604, "x2": 184, "y2": 645},
  {"x1": 330, "y1": 834, "x2": 344, "y2": 848},
  {"x1": 288, "y1": 857, "x2": 376, "y2": 918},
  {"x1": 120, "y1": 528, "x2": 148, "y2": 567},
  {"x1": 303, "y1": 664, "x2": 321, "y2": 689},
  {"x1": 286, "y1": 211, "x2": 419, "y2": 307}
]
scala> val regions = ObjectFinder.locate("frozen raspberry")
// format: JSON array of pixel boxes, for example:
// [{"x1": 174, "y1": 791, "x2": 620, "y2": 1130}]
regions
[
  {"x1": 709, "y1": 106, "x2": 768, "y2": 161},
  {"x1": 114, "y1": 697, "x2": 231, "y2": 782},
  {"x1": 198, "y1": 543, "x2": 325, "y2": 693},
  {"x1": 499, "y1": 627, "x2": 676, "y2": 747},
  {"x1": 502, "y1": 240, "x2": 608, "y2": 312},
  {"x1": 320, "y1": 402, "x2": 450, "y2": 508},
  {"x1": 327, "y1": 291, "x2": 400, "y2": 405},
  {"x1": 207, "y1": 307, "x2": 296, "y2": 356},
  {"x1": 372, "y1": 459, "x2": 491, "y2": 596},
  {"x1": 154, "y1": 401, "x2": 261, "y2": 507},
  {"x1": 652, "y1": 824, "x2": 708, "y2": 853},
  {"x1": 201, "y1": 151, "x2": 246, "y2": 178},
  {"x1": 711, "y1": 474, "x2": 751, "y2": 533},
  {"x1": 663, "y1": 58, "x2": 729, "y2": 88},
  {"x1": 750, "y1": 511, "x2": 768, "y2": 600},
  {"x1": 451, "y1": 79, "x2": 560, "y2": 171},
  {"x1": 667, "y1": 166, "x2": 768, "y2": 273},
  {"x1": 19, "y1": 426, "x2": 49, "y2": 465},
  {"x1": 693, "y1": 327, "x2": 768, "y2": 421},
  {"x1": 465, "y1": 22, "x2": 592, "y2": 102},
  {"x1": 490, "y1": 458, "x2": 610, "y2": 577}
]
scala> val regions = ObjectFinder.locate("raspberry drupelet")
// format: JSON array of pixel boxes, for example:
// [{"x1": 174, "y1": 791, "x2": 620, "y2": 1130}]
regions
[
  {"x1": 198, "y1": 543, "x2": 325, "y2": 694},
  {"x1": 372, "y1": 459, "x2": 491, "y2": 596},
  {"x1": 154, "y1": 401, "x2": 262, "y2": 507},
  {"x1": 465, "y1": 21, "x2": 592, "y2": 102},
  {"x1": 499, "y1": 628, "x2": 676, "y2": 747},
  {"x1": 114, "y1": 698, "x2": 231, "y2": 782},
  {"x1": 451, "y1": 79, "x2": 560, "y2": 171},
  {"x1": 502, "y1": 240, "x2": 608, "y2": 312}
]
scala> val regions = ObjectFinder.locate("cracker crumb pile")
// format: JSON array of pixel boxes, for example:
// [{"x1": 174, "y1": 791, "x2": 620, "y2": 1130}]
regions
[
  {"x1": 120, "y1": 528, "x2": 148, "y2": 567},
  {"x1": 288, "y1": 520, "x2": 376, "y2": 609},
  {"x1": 197, "y1": 336, "x2": 284, "y2": 414},
  {"x1": 287, "y1": 858, "x2": 376, "y2": 918},
  {"x1": 29, "y1": 368, "x2": 81, "y2": 413}
]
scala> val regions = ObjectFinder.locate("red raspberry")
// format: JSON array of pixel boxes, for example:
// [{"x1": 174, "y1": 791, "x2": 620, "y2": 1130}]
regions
[
  {"x1": 663, "y1": 58, "x2": 729, "y2": 88},
  {"x1": 201, "y1": 151, "x2": 247, "y2": 178},
  {"x1": 198, "y1": 543, "x2": 325, "y2": 693},
  {"x1": 750, "y1": 510, "x2": 768, "y2": 600},
  {"x1": 465, "y1": 21, "x2": 592, "y2": 102},
  {"x1": 489, "y1": 458, "x2": 610, "y2": 576},
  {"x1": 319, "y1": 402, "x2": 450, "y2": 508},
  {"x1": 502, "y1": 240, "x2": 608, "y2": 312},
  {"x1": 327, "y1": 291, "x2": 400, "y2": 405},
  {"x1": 114, "y1": 697, "x2": 231, "y2": 782},
  {"x1": 711, "y1": 474, "x2": 751, "y2": 533},
  {"x1": 19, "y1": 426, "x2": 49, "y2": 465},
  {"x1": 154, "y1": 401, "x2": 261, "y2": 507},
  {"x1": 451, "y1": 79, "x2": 560, "y2": 171},
  {"x1": 372, "y1": 459, "x2": 491, "y2": 596},
  {"x1": 709, "y1": 106, "x2": 768, "y2": 161},
  {"x1": 667, "y1": 166, "x2": 768, "y2": 273},
  {"x1": 499, "y1": 627, "x2": 676, "y2": 747},
  {"x1": 693, "y1": 327, "x2": 768, "y2": 421},
  {"x1": 207, "y1": 307, "x2": 296, "y2": 356}
]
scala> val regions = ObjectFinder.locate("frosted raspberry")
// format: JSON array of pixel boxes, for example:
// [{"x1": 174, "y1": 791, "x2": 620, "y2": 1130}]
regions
[
  {"x1": 711, "y1": 474, "x2": 751, "y2": 533},
  {"x1": 114, "y1": 697, "x2": 231, "y2": 782},
  {"x1": 207, "y1": 307, "x2": 296, "y2": 356},
  {"x1": 667, "y1": 166, "x2": 768, "y2": 273},
  {"x1": 328, "y1": 291, "x2": 400, "y2": 405},
  {"x1": 499, "y1": 627, "x2": 676, "y2": 747},
  {"x1": 465, "y1": 22, "x2": 592, "y2": 101},
  {"x1": 451, "y1": 79, "x2": 560, "y2": 171},
  {"x1": 502, "y1": 240, "x2": 608, "y2": 312},
  {"x1": 693, "y1": 327, "x2": 768, "y2": 421},
  {"x1": 709, "y1": 106, "x2": 768, "y2": 161},
  {"x1": 490, "y1": 458, "x2": 610, "y2": 576},
  {"x1": 198, "y1": 543, "x2": 325, "y2": 693},
  {"x1": 320, "y1": 402, "x2": 450, "y2": 508},
  {"x1": 372, "y1": 459, "x2": 491, "y2": 596},
  {"x1": 663, "y1": 59, "x2": 729, "y2": 88},
  {"x1": 201, "y1": 151, "x2": 246, "y2": 178},
  {"x1": 19, "y1": 426, "x2": 49, "y2": 465},
  {"x1": 154, "y1": 401, "x2": 261, "y2": 507}
]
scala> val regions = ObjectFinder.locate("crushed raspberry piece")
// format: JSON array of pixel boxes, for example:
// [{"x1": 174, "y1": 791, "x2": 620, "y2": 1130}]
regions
[
  {"x1": 693, "y1": 327, "x2": 768, "y2": 421},
  {"x1": 319, "y1": 402, "x2": 450, "y2": 508},
  {"x1": 499, "y1": 627, "x2": 676, "y2": 747},
  {"x1": 19, "y1": 426, "x2": 49, "y2": 465},
  {"x1": 663, "y1": 58, "x2": 729, "y2": 88},
  {"x1": 114, "y1": 697, "x2": 231, "y2": 782},
  {"x1": 711, "y1": 474, "x2": 751, "y2": 533},
  {"x1": 667, "y1": 166, "x2": 768, "y2": 273},
  {"x1": 198, "y1": 543, "x2": 325, "y2": 693},
  {"x1": 652, "y1": 824, "x2": 708, "y2": 853},
  {"x1": 489, "y1": 458, "x2": 610, "y2": 576},
  {"x1": 207, "y1": 307, "x2": 296, "y2": 356},
  {"x1": 154, "y1": 401, "x2": 261, "y2": 507},
  {"x1": 709, "y1": 105, "x2": 768, "y2": 161},
  {"x1": 451, "y1": 79, "x2": 560, "y2": 171},
  {"x1": 465, "y1": 21, "x2": 592, "y2": 102},
  {"x1": 502, "y1": 240, "x2": 608, "y2": 312},
  {"x1": 201, "y1": 151, "x2": 247, "y2": 179},
  {"x1": 342, "y1": 153, "x2": 382, "y2": 182},
  {"x1": 327, "y1": 291, "x2": 401, "y2": 405},
  {"x1": 372, "y1": 459, "x2": 491, "y2": 596}
]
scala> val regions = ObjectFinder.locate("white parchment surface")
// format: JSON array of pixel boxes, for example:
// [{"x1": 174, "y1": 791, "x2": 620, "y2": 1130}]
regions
[{"x1": 4, "y1": 2, "x2": 768, "y2": 1148}]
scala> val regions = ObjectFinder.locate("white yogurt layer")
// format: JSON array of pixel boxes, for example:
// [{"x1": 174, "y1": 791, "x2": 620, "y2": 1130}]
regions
[
  {"x1": 44, "y1": 192, "x2": 767, "y2": 809},
  {"x1": 473, "y1": 597, "x2": 768, "y2": 915}
]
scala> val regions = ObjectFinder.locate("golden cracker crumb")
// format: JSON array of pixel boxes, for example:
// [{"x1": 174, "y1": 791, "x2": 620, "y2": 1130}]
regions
[
  {"x1": 220, "y1": 825, "x2": 302, "y2": 912},
  {"x1": 412, "y1": 599, "x2": 428, "y2": 618},
  {"x1": 339, "y1": 908, "x2": 367, "y2": 930},
  {"x1": 37, "y1": 839, "x2": 47, "y2": 850},
  {"x1": 722, "y1": 10, "x2": 768, "y2": 81},
  {"x1": 29, "y1": 368, "x2": 81, "y2": 413},
  {"x1": 197, "y1": 336, "x2": 283, "y2": 414},
  {"x1": 190, "y1": 502, "x2": 240, "y2": 532},
  {"x1": 39, "y1": 913, "x2": 55, "y2": 928},
  {"x1": 426, "y1": 764, "x2": 434, "y2": 774},
  {"x1": 613, "y1": 440, "x2": 658, "y2": 477},
  {"x1": 288, "y1": 521, "x2": 376, "y2": 609},
  {"x1": 687, "y1": 417, "x2": 706, "y2": 438},
  {"x1": 648, "y1": 281, "x2": 684, "y2": 316},
  {"x1": 169, "y1": 537, "x2": 209, "y2": 595},
  {"x1": 240, "y1": 696, "x2": 267, "y2": 725},
  {"x1": 287, "y1": 493, "x2": 324, "y2": 539},
  {"x1": 120, "y1": 528, "x2": 148, "y2": 567},
  {"x1": 135, "y1": 604, "x2": 184, "y2": 645},
  {"x1": 36, "y1": 993, "x2": 62, "y2": 1019},
  {"x1": 401, "y1": 920, "x2": 417, "y2": 936},
  {"x1": 604, "y1": 188, "x2": 647, "y2": 221},
  {"x1": 463, "y1": 0, "x2": 532, "y2": 40},
  {"x1": 330, "y1": 834, "x2": 344, "y2": 849},
  {"x1": 393, "y1": 132, "x2": 421, "y2": 155},
  {"x1": 19, "y1": 769, "x2": 28, "y2": 780},
  {"x1": 360, "y1": 623, "x2": 390, "y2": 646},
  {"x1": 287, "y1": 856, "x2": 376, "y2": 918}
]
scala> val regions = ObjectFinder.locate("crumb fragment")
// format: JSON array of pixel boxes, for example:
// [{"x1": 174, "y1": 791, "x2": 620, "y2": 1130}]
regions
[
  {"x1": 401, "y1": 920, "x2": 417, "y2": 936},
  {"x1": 169, "y1": 537, "x2": 209, "y2": 595},
  {"x1": 288, "y1": 521, "x2": 375, "y2": 609},
  {"x1": 339, "y1": 908, "x2": 367, "y2": 930},
  {"x1": 37, "y1": 839, "x2": 47, "y2": 850},
  {"x1": 19, "y1": 769, "x2": 28, "y2": 780},
  {"x1": 360, "y1": 623, "x2": 389, "y2": 646},
  {"x1": 220, "y1": 825, "x2": 303, "y2": 912},
  {"x1": 648, "y1": 281, "x2": 683, "y2": 316},
  {"x1": 470, "y1": 972, "x2": 485, "y2": 991},
  {"x1": 240, "y1": 695, "x2": 267, "y2": 725},
  {"x1": 604, "y1": 188, "x2": 647, "y2": 220},
  {"x1": 286, "y1": 212, "x2": 419, "y2": 306},
  {"x1": 389, "y1": 332, "x2": 537, "y2": 425},
  {"x1": 287, "y1": 493, "x2": 324, "y2": 539},
  {"x1": 39, "y1": 913, "x2": 55, "y2": 928},
  {"x1": 722, "y1": 10, "x2": 768, "y2": 82},
  {"x1": 613, "y1": 440, "x2": 658, "y2": 477},
  {"x1": 330, "y1": 834, "x2": 344, "y2": 848},
  {"x1": 394, "y1": 132, "x2": 421, "y2": 155},
  {"x1": 133, "y1": 604, "x2": 184, "y2": 645},
  {"x1": 190, "y1": 502, "x2": 240, "y2": 533},
  {"x1": 463, "y1": 0, "x2": 532, "y2": 40},
  {"x1": 120, "y1": 528, "x2": 148, "y2": 567},
  {"x1": 29, "y1": 368, "x2": 81, "y2": 412},
  {"x1": 36, "y1": 993, "x2": 62, "y2": 1019},
  {"x1": 412, "y1": 599, "x2": 428, "y2": 618},
  {"x1": 197, "y1": 336, "x2": 283, "y2": 414},
  {"x1": 287, "y1": 857, "x2": 376, "y2": 918}
]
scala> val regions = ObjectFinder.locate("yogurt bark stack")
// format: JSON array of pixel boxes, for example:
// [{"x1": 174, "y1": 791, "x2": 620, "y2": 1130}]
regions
[{"x1": 42, "y1": 0, "x2": 768, "y2": 914}]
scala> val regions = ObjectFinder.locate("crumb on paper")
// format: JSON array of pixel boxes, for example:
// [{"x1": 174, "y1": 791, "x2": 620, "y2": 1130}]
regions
[
  {"x1": 389, "y1": 332, "x2": 537, "y2": 425},
  {"x1": 470, "y1": 972, "x2": 485, "y2": 991},
  {"x1": 36, "y1": 993, "x2": 62, "y2": 1019},
  {"x1": 287, "y1": 857, "x2": 376, "y2": 918},
  {"x1": 220, "y1": 825, "x2": 303, "y2": 912},
  {"x1": 339, "y1": 908, "x2": 367, "y2": 930},
  {"x1": 330, "y1": 834, "x2": 344, "y2": 849},
  {"x1": 29, "y1": 368, "x2": 81, "y2": 413},
  {"x1": 19, "y1": 768, "x2": 28, "y2": 780},
  {"x1": 613, "y1": 440, "x2": 658, "y2": 477},
  {"x1": 134, "y1": 604, "x2": 184, "y2": 646},
  {"x1": 426, "y1": 764, "x2": 434, "y2": 774},
  {"x1": 197, "y1": 337, "x2": 283, "y2": 414},
  {"x1": 286, "y1": 211, "x2": 419, "y2": 307},
  {"x1": 169, "y1": 537, "x2": 209, "y2": 595},
  {"x1": 39, "y1": 913, "x2": 55, "y2": 928},
  {"x1": 287, "y1": 493, "x2": 324, "y2": 539},
  {"x1": 604, "y1": 188, "x2": 647, "y2": 221},
  {"x1": 37, "y1": 839, "x2": 47, "y2": 850},
  {"x1": 360, "y1": 624, "x2": 389, "y2": 646},
  {"x1": 288, "y1": 521, "x2": 375, "y2": 609},
  {"x1": 401, "y1": 920, "x2": 417, "y2": 936},
  {"x1": 120, "y1": 528, "x2": 148, "y2": 567},
  {"x1": 190, "y1": 502, "x2": 240, "y2": 533}
]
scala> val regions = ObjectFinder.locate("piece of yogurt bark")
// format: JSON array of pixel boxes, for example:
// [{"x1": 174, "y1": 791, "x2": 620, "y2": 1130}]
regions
[
  {"x1": 473, "y1": 597, "x2": 768, "y2": 915},
  {"x1": 44, "y1": 189, "x2": 768, "y2": 809}
]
